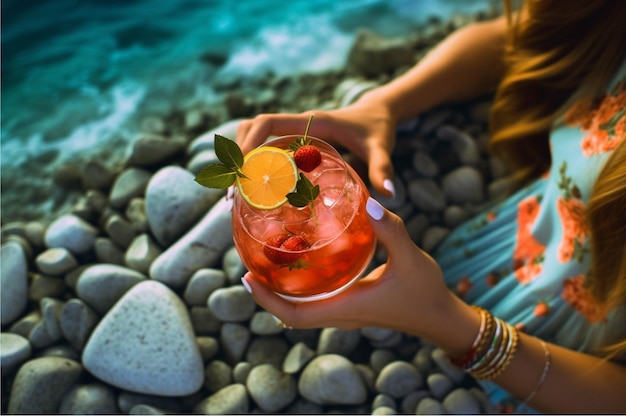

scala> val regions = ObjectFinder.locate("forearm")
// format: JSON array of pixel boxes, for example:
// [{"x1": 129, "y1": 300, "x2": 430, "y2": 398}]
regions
[
  {"x1": 420, "y1": 299, "x2": 626, "y2": 413},
  {"x1": 356, "y1": 16, "x2": 508, "y2": 124},
  {"x1": 497, "y1": 334, "x2": 626, "y2": 413}
]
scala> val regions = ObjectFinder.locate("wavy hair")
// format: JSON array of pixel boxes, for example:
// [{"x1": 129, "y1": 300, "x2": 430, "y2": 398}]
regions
[{"x1": 489, "y1": 0, "x2": 626, "y2": 355}]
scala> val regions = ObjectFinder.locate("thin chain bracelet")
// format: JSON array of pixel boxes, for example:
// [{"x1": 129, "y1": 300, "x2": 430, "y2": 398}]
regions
[{"x1": 523, "y1": 339, "x2": 552, "y2": 404}]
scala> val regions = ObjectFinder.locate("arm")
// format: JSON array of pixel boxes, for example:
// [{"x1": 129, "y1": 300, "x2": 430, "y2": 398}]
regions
[
  {"x1": 242, "y1": 198, "x2": 626, "y2": 413},
  {"x1": 237, "y1": 16, "x2": 509, "y2": 196},
  {"x1": 354, "y1": 15, "x2": 508, "y2": 124}
]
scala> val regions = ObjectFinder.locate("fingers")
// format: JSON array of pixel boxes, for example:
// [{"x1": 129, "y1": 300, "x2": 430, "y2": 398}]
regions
[
  {"x1": 236, "y1": 113, "x2": 317, "y2": 154},
  {"x1": 367, "y1": 144, "x2": 395, "y2": 197},
  {"x1": 365, "y1": 197, "x2": 415, "y2": 260}
]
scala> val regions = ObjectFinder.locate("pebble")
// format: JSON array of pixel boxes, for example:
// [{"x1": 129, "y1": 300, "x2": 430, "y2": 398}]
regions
[
  {"x1": 416, "y1": 397, "x2": 445, "y2": 415},
  {"x1": 246, "y1": 364, "x2": 297, "y2": 412},
  {"x1": 94, "y1": 237, "x2": 126, "y2": 265},
  {"x1": 184, "y1": 268, "x2": 226, "y2": 306},
  {"x1": 427, "y1": 373, "x2": 454, "y2": 399},
  {"x1": 1, "y1": 241, "x2": 29, "y2": 325},
  {"x1": 8, "y1": 357, "x2": 84, "y2": 414},
  {"x1": 0, "y1": 332, "x2": 32, "y2": 375},
  {"x1": 442, "y1": 388, "x2": 481, "y2": 414},
  {"x1": 124, "y1": 233, "x2": 162, "y2": 273},
  {"x1": 246, "y1": 336, "x2": 290, "y2": 368},
  {"x1": 35, "y1": 247, "x2": 78, "y2": 275},
  {"x1": 233, "y1": 361, "x2": 252, "y2": 384},
  {"x1": 44, "y1": 214, "x2": 99, "y2": 255},
  {"x1": 190, "y1": 306, "x2": 222, "y2": 334},
  {"x1": 188, "y1": 118, "x2": 242, "y2": 156},
  {"x1": 220, "y1": 323, "x2": 251, "y2": 364},
  {"x1": 370, "y1": 349, "x2": 397, "y2": 374},
  {"x1": 222, "y1": 246, "x2": 246, "y2": 284},
  {"x1": 401, "y1": 390, "x2": 431, "y2": 414},
  {"x1": 105, "y1": 214, "x2": 137, "y2": 248},
  {"x1": 127, "y1": 135, "x2": 185, "y2": 166},
  {"x1": 441, "y1": 166, "x2": 485, "y2": 204},
  {"x1": 283, "y1": 342, "x2": 316, "y2": 374},
  {"x1": 372, "y1": 393, "x2": 396, "y2": 410},
  {"x1": 149, "y1": 196, "x2": 233, "y2": 288},
  {"x1": 298, "y1": 354, "x2": 367, "y2": 405},
  {"x1": 76, "y1": 264, "x2": 147, "y2": 315},
  {"x1": 408, "y1": 179, "x2": 447, "y2": 212},
  {"x1": 145, "y1": 166, "x2": 223, "y2": 247},
  {"x1": 250, "y1": 311, "x2": 283, "y2": 335},
  {"x1": 373, "y1": 405, "x2": 398, "y2": 415},
  {"x1": 82, "y1": 280, "x2": 204, "y2": 396},
  {"x1": 317, "y1": 327, "x2": 361, "y2": 356},
  {"x1": 375, "y1": 360, "x2": 423, "y2": 399},
  {"x1": 29, "y1": 274, "x2": 66, "y2": 301},
  {"x1": 60, "y1": 298, "x2": 99, "y2": 351},
  {"x1": 197, "y1": 336, "x2": 220, "y2": 361},
  {"x1": 59, "y1": 383, "x2": 119, "y2": 414},
  {"x1": 193, "y1": 383, "x2": 249, "y2": 415},
  {"x1": 109, "y1": 168, "x2": 152, "y2": 209},
  {"x1": 413, "y1": 151, "x2": 439, "y2": 178},
  {"x1": 208, "y1": 285, "x2": 256, "y2": 322},
  {"x1": 82, "y1": 159, "x2": 116, "y2": 191},
  {"x1": 204, "y1": 359, "x2": 233, "y2": 392}
]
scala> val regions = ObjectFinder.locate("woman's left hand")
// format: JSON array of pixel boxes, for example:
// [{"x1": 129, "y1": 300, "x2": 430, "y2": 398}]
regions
[{"x1": 241, "y1": 198, "x2": 464, "y2": 339}]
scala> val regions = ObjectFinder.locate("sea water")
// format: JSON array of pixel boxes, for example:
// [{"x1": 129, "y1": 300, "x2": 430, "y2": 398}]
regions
[{"x1": 1, "y1": 0, "x2": 492, "y2": 222}]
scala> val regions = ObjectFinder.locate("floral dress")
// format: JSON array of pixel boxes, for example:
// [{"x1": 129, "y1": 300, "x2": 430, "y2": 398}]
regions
[{"x1": 433, "y1": 60, "x2": 626, "y2": 413}]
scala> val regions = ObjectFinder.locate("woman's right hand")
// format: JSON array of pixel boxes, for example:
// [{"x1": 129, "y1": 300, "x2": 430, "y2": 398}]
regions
[{"x1": 236, "y1": 98, "x2": 399, "y2": 197}]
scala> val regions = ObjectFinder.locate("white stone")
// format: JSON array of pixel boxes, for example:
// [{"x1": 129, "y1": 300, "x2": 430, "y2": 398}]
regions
[
  {"x1": 82, "y1": 280, "x2": 203, "y2": 396},
  {"x1": 150, "y1": 196, "x2": 234, "y2": 289},
  {"x1": 1, "y1": 241, "x2": 29, "y2": 325},
  {"x1": 145, "y1": 166, "x2": 223, "y2": 247},
  {"x1": 44, "y1": 214, "x2": 98, "y2": 255}
]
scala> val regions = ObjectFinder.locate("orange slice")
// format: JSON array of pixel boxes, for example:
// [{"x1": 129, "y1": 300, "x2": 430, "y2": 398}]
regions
[{"x1": 236, "y1": 146, "x2": 298, "y2": 209}]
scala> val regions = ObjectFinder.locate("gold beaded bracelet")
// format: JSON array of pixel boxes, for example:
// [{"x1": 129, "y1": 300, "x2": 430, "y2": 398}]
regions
[{"x1": 448, "y1": 307, "x2": 520, "y2": 381}]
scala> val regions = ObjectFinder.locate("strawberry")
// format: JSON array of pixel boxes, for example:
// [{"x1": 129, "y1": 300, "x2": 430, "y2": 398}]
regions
[
  {"x1": 263, "y1": 234, "x2": 309, "y2": 266},
  {"x1": 294, "y1": 145, "x2": 322, "y2": 172}
]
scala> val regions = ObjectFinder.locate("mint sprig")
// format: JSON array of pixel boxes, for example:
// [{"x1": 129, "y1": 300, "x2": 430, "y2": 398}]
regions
[
  {"x1": 195, "y1": 134, "x2": 248, "y2": 188},
  {"x1": 286, "y1": 173, "x2": 320, "y2": 210}
]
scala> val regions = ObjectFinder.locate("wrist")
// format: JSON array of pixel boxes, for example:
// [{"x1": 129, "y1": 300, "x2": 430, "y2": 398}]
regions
[{"x1": 424, "y1": 295, "x2": 482, "y2": 358}]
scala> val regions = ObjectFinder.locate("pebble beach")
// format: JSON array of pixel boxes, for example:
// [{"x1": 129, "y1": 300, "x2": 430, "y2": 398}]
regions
[{"x1": 0, "y1": 6, "x2": 517, "y2": 415}]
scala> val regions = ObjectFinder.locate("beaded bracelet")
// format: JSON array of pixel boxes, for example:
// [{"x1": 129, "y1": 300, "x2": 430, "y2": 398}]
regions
[
  {"x1": 448, "y1": 307, "x2": 520, "y2": 381},
  {"x1": 450, "y1": 306, "x2": 491, "y2": 368}
]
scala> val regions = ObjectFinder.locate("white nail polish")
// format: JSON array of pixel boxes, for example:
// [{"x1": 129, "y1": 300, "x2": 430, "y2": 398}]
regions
[
  {"x1": 241, "y1": 276, "x2": 252, "y2": 293},
  {"x1": 366, "y1": 197, "x2": 384, "y2": 220},
  {"x1": 383, "y1": 179, "x2": 396, "y2": 198}
]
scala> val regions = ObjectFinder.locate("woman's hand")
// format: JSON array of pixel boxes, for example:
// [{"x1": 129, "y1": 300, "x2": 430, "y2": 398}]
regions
[
  {"x1": 241, "y1": 198, "x2": 477, "y2": 351},
  {"x1": 236, "y1": 100, "x2": 398, "y2": 197}
]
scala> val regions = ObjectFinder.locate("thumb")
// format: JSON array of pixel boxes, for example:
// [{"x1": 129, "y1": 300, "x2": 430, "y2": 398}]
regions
[{"x1": 365, "y1": 197, "x2": 414, "y2": 257}]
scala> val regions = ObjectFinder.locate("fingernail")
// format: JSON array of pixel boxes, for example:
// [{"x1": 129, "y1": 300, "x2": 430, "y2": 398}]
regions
[
  {"x1": 366, "y1": 197, "x2": 384, "y2": 220},
  {"x1": 383, "y1": 179, "x2": 396, "y2": 198},
  {"x1": 241, "y1": 275, "x2": 252, "y2": 293}
]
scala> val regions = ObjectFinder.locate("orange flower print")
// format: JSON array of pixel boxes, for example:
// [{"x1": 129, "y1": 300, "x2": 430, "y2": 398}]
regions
[
  {"x1": 556, "y1": 162, "x2": 589, "y2": 263},
  {"x1": 562, "y1": 275, "x2": 609, "y2": 323},
  {"x1": 456, "y1": 276, "x2": 473, "y2": 298},
  {"x1": 556, "y1": 196, "x2": 588, "y2": 263},
  {"x1": 566, "y1": 80, "x2": 626, "y2": 157},
  {"x1": 512, "y1": 196, "x2": 546, "y2": 284}
]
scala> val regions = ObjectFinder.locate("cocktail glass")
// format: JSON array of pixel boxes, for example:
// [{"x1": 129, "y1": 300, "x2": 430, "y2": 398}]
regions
[{"x1": 231, "y1": 135, "x2": 376, "y2": 302}]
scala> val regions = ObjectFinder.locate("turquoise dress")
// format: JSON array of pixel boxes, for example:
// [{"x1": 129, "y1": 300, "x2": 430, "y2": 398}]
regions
[{"x1": 433, "y1": 60, "x2": 626, "y2": 413}]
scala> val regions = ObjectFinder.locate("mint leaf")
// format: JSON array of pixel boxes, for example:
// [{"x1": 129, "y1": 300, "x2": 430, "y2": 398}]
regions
[
  {"x1": 215, "y1": 134, "x2": 244, "y2": 170},
  {"x1": 195, "y1": 164, "x2": 237, "y2": 188},
  {"x1": 286, "y1": 173, "x2": 320, "y2": 208}
]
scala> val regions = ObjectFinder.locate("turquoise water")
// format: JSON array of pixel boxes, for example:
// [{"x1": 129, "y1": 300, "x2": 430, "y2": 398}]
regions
[{"x1": 1, "y1": 0, "x2": 492, "y2": 221}]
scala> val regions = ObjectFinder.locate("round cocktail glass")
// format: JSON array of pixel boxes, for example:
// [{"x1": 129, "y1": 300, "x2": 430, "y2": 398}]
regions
[{"x1": 232, "y1": 135, "x2": 376, "y2": 302}]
